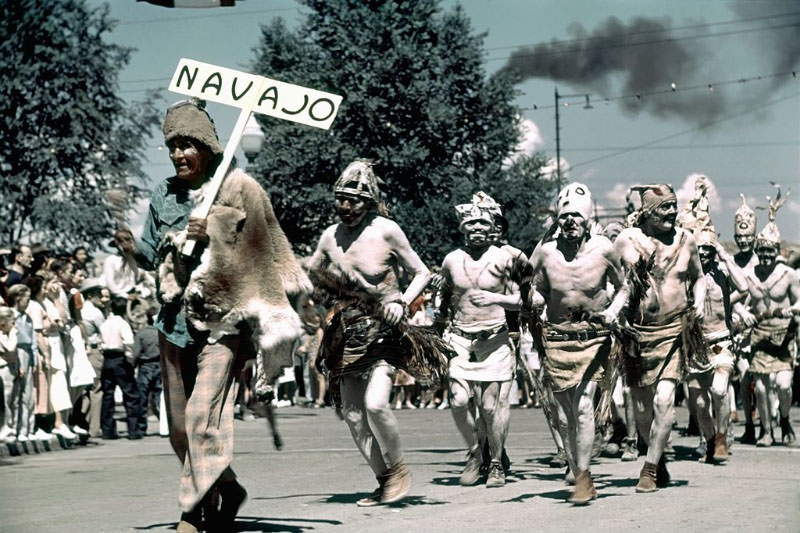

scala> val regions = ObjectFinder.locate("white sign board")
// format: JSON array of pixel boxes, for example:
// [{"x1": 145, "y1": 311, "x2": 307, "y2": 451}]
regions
[{"x1": 168, "y1": 58, "x2": 343, "y2": 130}]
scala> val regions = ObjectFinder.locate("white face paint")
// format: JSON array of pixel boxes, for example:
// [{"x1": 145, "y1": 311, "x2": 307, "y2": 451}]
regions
[
  {"x1": 462, "y1": 218, "x2": 494, "y2": 248},
  {"x1": 335, "y1": 193, "x2": 369, "y2": 227},
  {"x1": 557, "y1": 211, "x2": 587, "y2": 242}
]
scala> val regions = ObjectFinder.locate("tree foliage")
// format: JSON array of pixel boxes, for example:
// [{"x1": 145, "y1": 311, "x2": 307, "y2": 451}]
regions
[
  {"x1": 250, "y1": 0, "x2": 558, "y2": 264},
  {"x1": 0, "y1": 0, "x2": 161, "y2": 252}
]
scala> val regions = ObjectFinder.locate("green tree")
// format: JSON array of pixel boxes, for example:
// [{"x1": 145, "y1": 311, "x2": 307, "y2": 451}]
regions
[
  {"x1": 250, "y1": 0, "x2": 557, "y2": 264},
  {"x1": 0, "y1": 0, "x2": 160, "y2": 252}
]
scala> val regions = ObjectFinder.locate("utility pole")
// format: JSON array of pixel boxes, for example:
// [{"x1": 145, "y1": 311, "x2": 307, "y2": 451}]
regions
[{"x1": 554, "y1": 88, "x2": 592, "y2": 181}]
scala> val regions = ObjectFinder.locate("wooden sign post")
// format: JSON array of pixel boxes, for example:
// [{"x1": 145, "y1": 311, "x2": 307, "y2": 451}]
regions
[{"x1": 167, "y1": 58, "x2": 343, "y2": 255}]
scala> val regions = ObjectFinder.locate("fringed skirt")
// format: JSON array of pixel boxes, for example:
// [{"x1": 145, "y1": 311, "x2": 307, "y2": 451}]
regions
[
  {"x1": 626, "y1": 318, "x2": 684, "y2": 387},
  {"x1": 750, "y1": 320, "x2": 796, "y2": 374},
  {"x1": 542, "y1": 325, "x2": 610, "y2": 392}
]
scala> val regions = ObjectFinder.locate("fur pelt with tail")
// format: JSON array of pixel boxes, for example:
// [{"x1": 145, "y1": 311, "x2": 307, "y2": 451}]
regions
[{"x1": 158, "y1": 168, "x2": 311, "y2": 381}]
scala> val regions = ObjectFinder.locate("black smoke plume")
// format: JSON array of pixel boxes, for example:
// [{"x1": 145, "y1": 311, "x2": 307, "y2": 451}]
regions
[{"x1": 501, "y1": 10, "x2": 799, "y2": 125}]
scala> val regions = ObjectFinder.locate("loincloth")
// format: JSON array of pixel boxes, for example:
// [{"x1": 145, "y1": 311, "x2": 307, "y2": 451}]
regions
[
  {"x1": 750, "y1": 320, "x2": 796, "y2": 374},
  {"x1": 705, "y1": 329, "x2": 735, "y2": 370},
  {"x1": 541, "y1": 323, "x2": 610, "y2": 392},
  {"x1": 625, "y1": 317, "x2": 684, "y2": 387},
  {"x1": 446, "y1": 323, "x2": 514, "y2": 383}
]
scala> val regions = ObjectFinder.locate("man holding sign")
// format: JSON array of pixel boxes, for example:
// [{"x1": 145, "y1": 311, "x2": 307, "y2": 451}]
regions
[{"x1": 135, "y1": 67, "x2": 322, "y2": 529}]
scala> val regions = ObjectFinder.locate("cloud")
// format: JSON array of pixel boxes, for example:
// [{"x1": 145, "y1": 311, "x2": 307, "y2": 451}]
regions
[{"x1": 503, "y1": 118, "x2": 545, "y2": 167}]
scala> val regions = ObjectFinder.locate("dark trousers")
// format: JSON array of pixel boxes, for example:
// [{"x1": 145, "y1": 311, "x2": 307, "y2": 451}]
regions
[
  {"x1": 136, "y1": 360, "x2": 163, "y2": 434},
  {"x1": 100, "y1": 354, "x2": 141, "y2": 438}
]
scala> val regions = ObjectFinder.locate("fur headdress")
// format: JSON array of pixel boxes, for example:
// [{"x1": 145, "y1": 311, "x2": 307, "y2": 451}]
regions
[
  {"x1": 334, "y1": 159, "x2": 388, "y2": 216},
  {"x1": 162, "y1": 99, "x2": 223, "y2": 156}
]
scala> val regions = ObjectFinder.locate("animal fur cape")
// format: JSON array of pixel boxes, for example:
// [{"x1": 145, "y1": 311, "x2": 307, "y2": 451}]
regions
[{"x1": 159, "y1": 168, "x2": 311, "y2": 381}]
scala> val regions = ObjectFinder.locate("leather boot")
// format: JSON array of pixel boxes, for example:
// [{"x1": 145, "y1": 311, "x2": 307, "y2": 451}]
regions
[
  {"x1": 636, "y1": 462, "x2": 658, "y2": 493},
  {"x1": 381, "y1": 461, "x2": 411, "y2": 504},
  {"x1": 714, "y1": 432, "x2": 729, "y2": 461},
  {"x1": 700, "y1": 434, "x2": 715, "y2": 464},
  {"x1": 780, "y1": 417, "x2": 796, "y2": 444},
  {"x1": 459, "y1": 447, "x2": 483, "y2": 486},
  {"x1": 568, "y1": 470, "x2": 597, "y2": 504},
  {"x1": 655, "y1": 456, "x2": 670, "y2": 488},
  {"x1": 739, "y1": 422, "x2": 756, "y2": 444}
]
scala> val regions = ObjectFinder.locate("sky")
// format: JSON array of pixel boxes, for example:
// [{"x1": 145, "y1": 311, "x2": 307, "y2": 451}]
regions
[{"x1": 92, "y1": 0, "x2": 799, "y2": 245}]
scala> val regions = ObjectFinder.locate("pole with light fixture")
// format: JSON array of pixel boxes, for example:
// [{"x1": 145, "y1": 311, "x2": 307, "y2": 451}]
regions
[
  {"x1": 554, "y1": 88, "x2": 592, "y2": 179},
  {"x1": 241, "y1": 114, "x2": 265, "y2": 170}
]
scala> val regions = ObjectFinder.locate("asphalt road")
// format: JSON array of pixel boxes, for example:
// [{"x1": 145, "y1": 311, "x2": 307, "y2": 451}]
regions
[{"x1": 2, "y1": 404, "x2": 799, "y2": 532}]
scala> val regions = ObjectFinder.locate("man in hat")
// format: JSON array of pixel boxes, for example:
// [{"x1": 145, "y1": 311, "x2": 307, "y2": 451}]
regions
[
  {"x1": 615, "y1": 184, "x2": 706, "y2": 493},
  {"x1": 526, "y1": 183, "x2": 627, "y2": 503},
  {"x1": 436, "y1": 192, "x2": 520, "y2": 488},
  {"x1": 135, "y1": 100, "x2": 308, "y2": 532},
  {"x1": 684, "y1": 225, "x2": 750, "y2": 463},
  {"x1": 308, "y1": 159, "x2": 429, "y2": 506},
  {"x1": 743, "y1": 188, "x2": 798, "y2": 446},
  {"x1": 730, "y1": 195, "x2": 761, "y2": 443},
  {"x1": 79, "y1": 278, "x2": 109, "y2": 438}
]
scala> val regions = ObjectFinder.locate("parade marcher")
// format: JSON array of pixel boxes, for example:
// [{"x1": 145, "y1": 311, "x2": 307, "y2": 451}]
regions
[
  {"x1": 730, "y1": 195, "x2": 761, "y2": 443},
  {"x1": 527, "y1": 183, "x2": 627, "y2": 503},
  {"x1": 680, "y1": 201, "x2": 750, "y2": 463},
  {"x1": 309, "y1": 159, "x2": 432, "y2": 506},
  {"x1": 135, "y1": 100, "x2": 308, "y2": 532},
  {"x1": 743, "y1": 188, "x2": 798, "y2": 446},
  {"x1": 435, "y1": 192, "x2": 519, "y2": 488},
  {"x1": 615, "y1": 184, "x2": 706, "y2": 493}
]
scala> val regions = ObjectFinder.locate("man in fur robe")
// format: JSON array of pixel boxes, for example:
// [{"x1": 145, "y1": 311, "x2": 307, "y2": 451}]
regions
[
  {"x1": 615, "y1": 184, "x2": 706, "y2": 493},
  {"x1": 135, "y1": 100, "x2": 309, "y2": 533}
]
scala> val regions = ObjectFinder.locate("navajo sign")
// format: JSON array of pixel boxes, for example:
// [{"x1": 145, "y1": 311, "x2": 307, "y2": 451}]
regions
[{"x1": 169, "y1": 58, "x2": 342, "y2": 130}]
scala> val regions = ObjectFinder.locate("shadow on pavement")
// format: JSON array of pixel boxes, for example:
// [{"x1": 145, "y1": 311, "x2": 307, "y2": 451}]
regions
[{"x1": 134, "y1": 515, "x2": 342, "y2": 532}]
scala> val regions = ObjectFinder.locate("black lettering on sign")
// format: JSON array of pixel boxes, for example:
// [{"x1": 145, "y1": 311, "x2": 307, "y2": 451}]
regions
[
  {"x1": 309, "y1": 98, "x2": 335, "y2": 122},
  {"x1": 231, "y1": 77, "x2": 253, "y2": 101},
  {"x1": 176, "y1": 66, "x2": 198, "y2": 90},
  {"x1": 282, "y1": 94, "x2": 308, "y2": 116},
  {"x1": 258, "y1": 86, "x2": 278, "y2": 109},
  {"x1": 202, "y1": 72, "x2": 223, "y2": 96}
]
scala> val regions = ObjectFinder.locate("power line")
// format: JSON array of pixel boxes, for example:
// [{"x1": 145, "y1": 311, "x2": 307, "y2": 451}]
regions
[
  {"x1": 488, "y1": 20, "x2": 800, "y2": 63},
  {"x1": 521, "y1": 71, "x2": 798, "y2": 111},
  {"x1": 486, "y1": 11, "x2": 800, "y2": 52},
  {"x1": 118, "y1": 7, "x2": 296, "y2": 26},
  {"x1": 570, "y1": 91, "x2": 800, "y2": 169},
  {"x1": 563, "y1": 141, "x2": 797, "y2": 152}
]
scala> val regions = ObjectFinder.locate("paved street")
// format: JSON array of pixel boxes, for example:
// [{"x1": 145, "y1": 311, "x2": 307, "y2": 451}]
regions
[{"x1": 2, "y1": 404, "x2": 799, "y2": 532}]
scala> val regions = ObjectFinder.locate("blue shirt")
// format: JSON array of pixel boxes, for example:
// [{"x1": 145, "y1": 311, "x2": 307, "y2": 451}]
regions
[{"x1": 136, "y1": 176, "x2": 197, "y2": 348}]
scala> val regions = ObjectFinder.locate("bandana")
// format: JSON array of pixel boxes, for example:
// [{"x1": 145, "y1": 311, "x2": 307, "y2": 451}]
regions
[
  {"x1": 162, "y1": 99, "x2": 223, "y2": 155},
  {"x1": 734, "y1": 194, "x2": 757, "y2": 237},
  {"x1": 638, "y1": 184, "x2": 677, "y2": 213},
  {"x1": 556, "y1": 182, "x2": 592, "y2": 220}
]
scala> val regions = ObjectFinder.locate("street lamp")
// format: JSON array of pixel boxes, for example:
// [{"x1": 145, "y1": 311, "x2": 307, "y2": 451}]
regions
[{"x1": 241, "y1": 114, "x2": 265, "y2": 168}]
